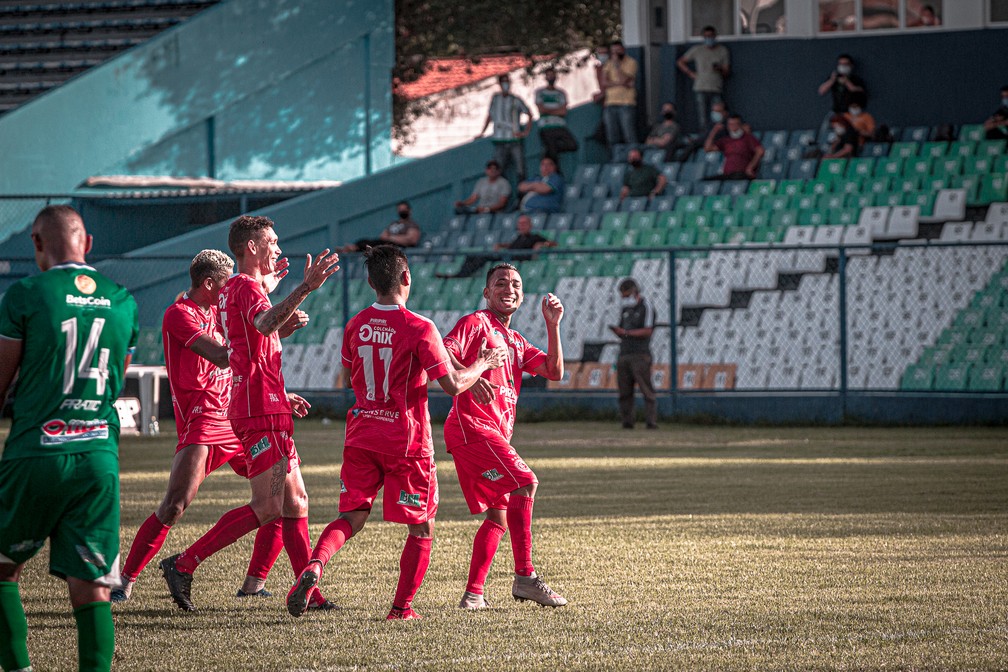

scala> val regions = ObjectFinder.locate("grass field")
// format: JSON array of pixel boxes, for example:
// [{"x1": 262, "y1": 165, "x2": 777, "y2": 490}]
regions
[{"x1": 6, "y1": 420, "x2": 1008, "y2": 671}]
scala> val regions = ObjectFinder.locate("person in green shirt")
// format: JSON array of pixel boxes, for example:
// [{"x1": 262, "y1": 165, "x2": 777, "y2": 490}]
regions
[
  {"x1": 0, "y1": 205, "x2": 138, "y2": 672},
  {"x1": 620, "y1": 148, "x2": 667, "y2": 202}
]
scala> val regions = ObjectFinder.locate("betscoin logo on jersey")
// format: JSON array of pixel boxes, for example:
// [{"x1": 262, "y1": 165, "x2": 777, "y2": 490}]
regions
[
  {"x1": 397, "y1": 490, "x2": 423, "y2": 508},
  {"x1": 358, "y1": 322, "x2": 395, "y2": 344},
  {"x1": 65, "y1": 294, "x2": 112, "y2": 308},
  {"x1": 40, "y1": 418, "x2": 109, "y2": 445},
  {"x1": 481, "y1": 469, "x2": 504, "y2": 482},
  {"x1": 249, "y1": 435, "x2": 271, "y2": 460},
  {"x1": 60, "y1": 398, "x2": 101, "y2": 411}
]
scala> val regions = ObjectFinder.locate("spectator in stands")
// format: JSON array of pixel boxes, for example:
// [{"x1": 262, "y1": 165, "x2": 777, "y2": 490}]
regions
[
  {"x1": 818, "y1": 54, "x2": 866, "y2": 118},
  {"x1": 644, "y1": 102, "x2": 682, "y2": 162},
  {"x1": 909, "y1": 4, "x2": 941, "y2": 26},
  {"x1": 534, "y1": 67, "x2": 579, "y2": 165},
  {"x1": 844, "y1": 92, "x2": 876, "y2": 147},
  {"x1": 455, "y1": 160, "x2": 512, "y2": 215},
  {"x1": 703, "y1": 113, "x2": 764, "y2": 179},
  {"x1": 518, "y1": 157, "x2": 564, "y2": 214},
  {"x1": 436, "y1": 215, "x2": 555, "y2": 279},
  {"x1": 343, "y1": 201, "x2": 421, "y2": 252},
  {"x1": 609, "y1": 278, "x2": 657, "y2": 430},
  {"x1": 476, "y1": 74, "x2": 532, "y2": 182},
  {"x1": 620, "y1": 148, "x2": 667, "y2": 201},
  {"x1": 983, "y1": 86, "x2": 1008, "y2": 140},
  {"x1": 824, "y1": 114, "x2": 860, "y2": 159},
  {"x1": 676, "y1": 26, "x2": 731, "y2": 134},
  {"x1": 600, "y1": 40, "x2": 639, "y2": 152}
]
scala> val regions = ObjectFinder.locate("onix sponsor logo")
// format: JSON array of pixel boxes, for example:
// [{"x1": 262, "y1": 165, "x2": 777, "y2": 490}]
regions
[
  {"x1": 40, "y1": 418, "x2": 109, "y2": 445},
  {"x1": 358, "y1": 323, "x2": 395, "y2": 344},
  {"x1": 65, "y1": 294, "x2": 111, "y2": 308}
]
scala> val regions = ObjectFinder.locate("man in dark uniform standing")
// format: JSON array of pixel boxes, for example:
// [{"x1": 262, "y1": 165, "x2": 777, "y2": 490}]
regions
[{"x1": 609, "y1": 278, "x2": 657, "y2": 430}]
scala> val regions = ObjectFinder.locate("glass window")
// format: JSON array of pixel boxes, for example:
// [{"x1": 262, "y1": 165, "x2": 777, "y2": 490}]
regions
[
  {"x1": 992, "y1": 0, "x2": 1008, "y2": 23},
  {"x1": 819, "y1": 0, "x2": 856, "y2": 32},
  {"x1": 906, "y1": 0, "x2": 941, "y2": 27},
  {"x1": 691, "y1": 0, "x2": 734, "y2": 36},
  {"x1": 740, "y1": 0, "x2": 786, "y2": 34},
  {"x1": 863, "y1": 0, "x2": 899, "y2": 29}
]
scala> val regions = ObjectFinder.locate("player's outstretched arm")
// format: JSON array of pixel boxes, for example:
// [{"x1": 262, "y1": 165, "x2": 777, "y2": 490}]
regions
[
  {"x1": 448, "y1": 350, "x2": 498, "y2": 403},
  {"x1": 254, "y1": 250, "x2": 339, "y2": 335},
  {"x1": 0, "y1": 338, "x2": 23, "y2": 404},
  {"x1": 188, "y1": 334, "x2": 230, "y2": 368},
  {"x1": 437, "y1": 339, "x2": 506, "y2": 396},
  {"x1": 534, "y1": 293, "x2": 564, "y2": 381}
]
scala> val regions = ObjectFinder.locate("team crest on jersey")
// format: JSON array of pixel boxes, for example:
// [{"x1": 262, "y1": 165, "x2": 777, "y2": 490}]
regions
[
  {"x1": 481, "y1": 469, "x2": 504, "y2": 482},
  {"x1": 397, "y1": 490, "x2": 422, "y2": 508},
  {"x1": 74, "y1": 274, "x2": 96, "y2": 294},
  {"x1": 40, "y1": 419, "x2": 109, "y2": 445}
]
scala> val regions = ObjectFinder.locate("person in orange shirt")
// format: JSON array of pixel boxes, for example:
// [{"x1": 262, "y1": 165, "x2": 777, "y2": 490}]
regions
[{"x1": 844, "y1": 93, "x2": 876, "y2": 147}]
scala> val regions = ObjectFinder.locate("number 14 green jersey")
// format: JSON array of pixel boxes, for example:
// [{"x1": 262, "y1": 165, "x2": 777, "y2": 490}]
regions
[{"x1": 0, "y1": 263, "x2": 138, "y2": 459}]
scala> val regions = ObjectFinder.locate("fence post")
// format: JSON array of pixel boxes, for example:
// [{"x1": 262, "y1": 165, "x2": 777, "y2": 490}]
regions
[
  {"x1": 838, "y1": 246, "x2": 848, "y2": 420},
  {"x1": 668, "y1": 248, "x2": 678, "y2": 417}
]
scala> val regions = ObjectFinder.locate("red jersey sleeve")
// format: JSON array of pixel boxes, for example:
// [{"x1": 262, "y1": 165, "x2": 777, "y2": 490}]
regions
[
  {"x1": 517, "y1": 332, "x2": 547, "y2": 375},
  {"x1": 233, "y1": 279, "x2": 271, "y2": 326},
  {"x1": 415, "y1": 319, "x2": 452, "y2": 382},
  {"x1": 163, "y1": 301, "x2": 205, "y2": 349}
]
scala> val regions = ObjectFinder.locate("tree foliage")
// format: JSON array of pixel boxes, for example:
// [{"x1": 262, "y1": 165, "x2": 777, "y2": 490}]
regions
[{"x1": 393, "y1": 0, "x2": 622, "y2": 145}]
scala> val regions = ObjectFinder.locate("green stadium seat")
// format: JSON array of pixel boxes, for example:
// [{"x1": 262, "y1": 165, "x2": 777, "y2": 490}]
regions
[
  {"x1": 704, "y1": 195, "x2": 733, "y2": 212},
  {"x1": 977, "y1": 174, "x2": 1008, "y2": 205},
  {"x1": 751, "y1": 224, "x2": 786, "y2": 244},
  {"x1": 714, "y1": 211, "x2": 742, "y2": 228},
  {"x1": 804, "y1": 178, "x2": 835, "y2": 195},
  {"x1": 770, "y1": 209, "x2": 799, "y2": 227},
  {"x1": 872, "y1": 192, "x2": 903, "y2": 207},
  {"x1": 684, "y1": 211, "x2": 715, "y2": 228},
  {"x1": 938, "y1": 330, "x2": 968, "y2": 348},
  {"x1": 947, "y1": 141, "x2": 976, "y2": 158},
  {"x1": 900, "y1": 365, "x2": 933, "y2": 391},
  {"x1": 875, "y1": 157, "x2": 904, "y2": 178},
  {"x1": 776, "y1": 179, "x2": 804, "y2": 196},
  {"x1": 668, "y1": 226, "x2": 698, "y2": 247},
  {"x1": 968, "y1": 364, "x2": 1003, "y2": 391},
  {"x1": 614, "y1": 229, "x2": 639, "y2": 247},
  {"x1": 986, "y1": 344, "x2": 1008, "y2": 367},
  {"x1": 962, "y1": 156, "x2": 992, "y2": 175},
  {"x1": 656, "y1": 211, "x2": 683, "y2": 228},
  {"x1": 845, "y1": 192, "x2": 873, "y2": 209},
  {"x1": 792, "y1": 193, "x2": 817, "y2": 210},
  {"x1": 673, "y1": 195, "x2": 704, "y2": 213},
  {"x1": 894, "y1": 176, "x2": 922, "y2": 192},
  {"x1": 903, "y1": 191, "x2": 935, "y2": 216},
  {"x1": 585, "y1": 230, "x2": 614, "y2": 247},
  {"x1": 724, "y1": 226, "x2": 753, "y2": 244},
  {"x1": 740, "y1": 210, "x2": 771, "y2": 228},
  {"x1": 922, "y1": 176, "x2": 951, "y2": 192},
  {"x1": 867, "y1": 176, "x2": 893, "y2": 194},
  {"x1": 600, "y1": 212, "x2": 630, "y2": 230},
  {"x1": 845, "y1": 157, "x2": 876, "y2": 178},
  {"x1": 765, "y1": 194, "x2": 790, "y2": 210},
  {"x1": 903, "y1": 157, "x2": 934, "y2": 178},
  {"x1": 696, "y1": 226, "x2": 726, "y2": 246},
  {"x1": 994, "y1": 156, "x2": 1008, "y2": 173},
  {"x1": 985, "y1": 305, "x2": 1008, "y2": 330},
  {"x1": 830, "y1": 208, "x2": 860, "y2": 226},
  {"x1": 952, "y1": 175, "x2": 982, "y2": 205},
  {"x1": 629, "y1": 212, "x2": 657, "y2": 229},
  {"x1": 920, "y1": 141, "x2": 947, "y2": 159},
  {"x1": 919, "y1": 345, "x2": 954, "y2": 368},
  {"x1": 557, "y1": 230, "x2": 585, "y2": 247},
  {"x1": 954, "y1": 344, "x2": 986, "y2": 365},
  {"x1": 889, "y1": 142, "x2": 918, "y2": 159},
  {"x1": 838, "y1": 178, "x2": 864, "y2": 194},
  {"x1": 816, "y1": 158, "x2": 847, "y2": 180},
  {"x1": 956, "y1": 307, "x2": 986, "y2": 329},
  {"x1": 798, "y1": 210, "x2": 827, "y2": 226},
  {"x1": 816, "y1": 193, "x2": 846, "y2": 210},
  {"x1": 639, "y1": 228, "x2": 668, "y2": 247},
  {"x1": 934, "y1": 364, "x2": 971, "y2": 391},
  {"x1": 932, "y1": 156, "x2": 963, "y2": 177},
  {"x1": 748, "y1": 180, "x2": 776, "y2": 196},
  {"x1": 958, "y1": 124, "x2": 985, "y2": 142},
  {"x1": 976, "y1": 139, "x2": 1007, "y2": 157},
  {"x1": 737, "y1": 194, "x2": 763, "y2": 211}
]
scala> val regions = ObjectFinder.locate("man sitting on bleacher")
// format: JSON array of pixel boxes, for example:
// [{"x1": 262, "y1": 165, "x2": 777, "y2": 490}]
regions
[
  {"x1": 703, "y1": 113, "x2": 764, "y2": 180},
  {"x1": 620, "y1": 148, "x2": 666, "y2": 202}
]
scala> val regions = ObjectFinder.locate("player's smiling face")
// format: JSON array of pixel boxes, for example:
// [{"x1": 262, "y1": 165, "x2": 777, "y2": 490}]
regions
[
  {"x1": 484, "y1": 267, "x2": 523, "y2": 317},
  {"x1": 253, "y1": 228, "x2": 282, "y2": 275}
]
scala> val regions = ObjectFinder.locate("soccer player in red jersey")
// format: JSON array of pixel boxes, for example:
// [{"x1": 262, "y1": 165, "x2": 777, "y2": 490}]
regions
[
  {"x1": 114, "y1": 250, "x2": 296, "y2": 603},
  {"x1": 444, "y1": 263, "x2": 568, "y2": 609},
  {"x1": 160, "y1": 216, "x2": 339, "y2": 611},
  {"x1": 285, "y1": 245, "x2": 506, "y2": 620}
]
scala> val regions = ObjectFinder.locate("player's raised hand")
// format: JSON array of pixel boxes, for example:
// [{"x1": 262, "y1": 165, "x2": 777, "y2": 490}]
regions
[
  {"x1": 478, "y1": 337, "x2": 507, "y2": 370},
  {"x1": 288, "y1": 392, "x2": 311, "y2": 418},
  {"x1": 302, "y1": 249, "x2": 340, "y2": 291},
  {"x1": 263, "y1": 257, "x2": 290, "y2": 294},
  {"x1": 542, "y1": 293, "x2": 564, "y2": 326},
  {"x1": 279, "y1": 309, "x2": 309, "y2": 338},
  {"x1": 470, "y1": 377, "x2": 499, "y2": 404}
]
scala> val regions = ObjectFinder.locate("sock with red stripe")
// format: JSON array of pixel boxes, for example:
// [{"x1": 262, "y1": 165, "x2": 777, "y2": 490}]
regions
[
  {"x1": 176, "y1": 505, "x2": 260, "y2": 574},
  {"x1": 122, "y1": 513, "x2": 171, "y2": 580},
  {"x1": 392, "y1": 535, "x2": 433, "y2": 610},
  {"x1": 466, "y1": 519, "x2": 506, "y2": 594},
  {"x1": 246, "y1": 518, "x2": 284, "y2": 580},
  {"x1": 506, "y1": 495, "x2": 535, "y2": 577},
  {"x1": 310, "y1": 518, "x2": 354, "y2": 574}
]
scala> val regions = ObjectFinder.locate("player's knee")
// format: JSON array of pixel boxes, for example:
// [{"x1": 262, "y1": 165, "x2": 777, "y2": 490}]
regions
[
  {"x1": 157, "y1": 501, "x2": 186, "y2": 526},
  {"x1": 408, "y1": 520, "x2": 434, "y2": 538},
  {"x1": 251, "y1": 500, "x2": 282, "y2": 524}
]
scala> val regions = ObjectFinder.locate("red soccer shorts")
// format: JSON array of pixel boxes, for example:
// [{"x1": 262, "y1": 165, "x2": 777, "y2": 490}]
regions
[
  {"x1": 230, "y1": 413, "x2": 300, "y2": 479},
  {"x1": 448, "y1": 434, "x2": 538, "y2": 514},
  {"x1": 339, "y1": 444, "x2": 439, "y2": 525},
  {"x1": 176, "y1": 416, "x2": 250, "y2": 478}
]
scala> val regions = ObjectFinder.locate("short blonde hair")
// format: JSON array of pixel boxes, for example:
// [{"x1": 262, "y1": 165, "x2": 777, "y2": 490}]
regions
[{"x1": 189, "y1": 249, "x2": 234, "y2": 285}]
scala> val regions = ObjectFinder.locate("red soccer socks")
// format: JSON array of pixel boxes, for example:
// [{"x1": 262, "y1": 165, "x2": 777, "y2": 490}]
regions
[
  {"x1": 391, "y1": 535, "x2": 432, "y2": 611},
  {"x1": 466, "y1": 519, "x2": 506, "y2": 594},
  {"x1": 506, "y1": 495, "x2": 535, "y2": 577},
  {"x1": 176, "y1": 505, "x2": 260, "y2": 574},
  {"x1": 122, "y1": 513, "x2": 170, "y2": 580}
]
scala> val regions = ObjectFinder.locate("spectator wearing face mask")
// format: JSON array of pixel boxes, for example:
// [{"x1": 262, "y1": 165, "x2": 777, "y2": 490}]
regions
[
  {"x1": 343, "y1": 201, "x2": 422, "y2": 252},
  {"x1": 844, "y1": 92, "x2": 875, "y2": 147},
  {"x1": 645, "y1": 102, "x2": 682, "y2": 162},
  {"x1": 476, "y1": 73, "x2": 532, "y2": 182},
  {"x1": 824, "y1": 115, "x2": 860, "y2": 159},
  {"x1": 620, "y1": 148, "x2": 667, "y2": 201},
  {"x1": 600, "y1": 39, "x2": 640, "y2": 152},
  {"x1": 983, "y1": 85, "x2": 1008, "y2": 141},
  {"x1": 676, "y1": 26, "x2": 731, "y2": 134},
  {"x1": 534, "y1": 67, "x2": 579, "y2": 164},
  {"x1": 703, "y1": 113, "x2": 764, "y2": 180},
  {"x1": 818, "y1": 54, "x2": 866, "y2": 117}
]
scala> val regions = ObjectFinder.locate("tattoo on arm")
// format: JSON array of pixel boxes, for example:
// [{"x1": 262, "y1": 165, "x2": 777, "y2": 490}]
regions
[{"x1": 255, "y1": 283, "x2": 311, "y2": 335}]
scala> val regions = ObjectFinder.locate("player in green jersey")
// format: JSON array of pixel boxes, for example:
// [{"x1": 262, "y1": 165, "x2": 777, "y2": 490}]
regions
[{"x1": 0, "y1": 205, "x2": 138, "y2": 672}]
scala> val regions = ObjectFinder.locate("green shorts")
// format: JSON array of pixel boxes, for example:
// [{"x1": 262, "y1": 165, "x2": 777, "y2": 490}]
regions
[{"x1": 0, "y1": 451, "x2": 120, "y2": 586}]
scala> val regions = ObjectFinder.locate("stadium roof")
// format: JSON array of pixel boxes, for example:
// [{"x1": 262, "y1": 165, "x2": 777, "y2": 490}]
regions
[
  {"x1": 395, "y1": 54, "x2": 536, "y2": 100},
  {"x1": 76, "y1": 175, "x2": 341, "y2": 199}
]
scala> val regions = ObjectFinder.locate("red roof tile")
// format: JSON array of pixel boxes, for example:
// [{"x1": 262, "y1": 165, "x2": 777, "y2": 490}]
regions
[{"x1": 396, "y1": 54, "x2": 534, "y2": 100}]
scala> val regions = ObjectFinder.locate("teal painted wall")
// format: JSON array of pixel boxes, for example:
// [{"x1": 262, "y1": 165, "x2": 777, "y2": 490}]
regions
[{"x1": 0, "y1": 0, "x2": 393, "y2": 195}]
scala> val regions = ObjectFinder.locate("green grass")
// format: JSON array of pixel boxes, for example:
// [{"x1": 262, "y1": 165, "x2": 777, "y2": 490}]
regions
[{"x1": 6, "y1": 421, "x2": 1008, "y2": 670}]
